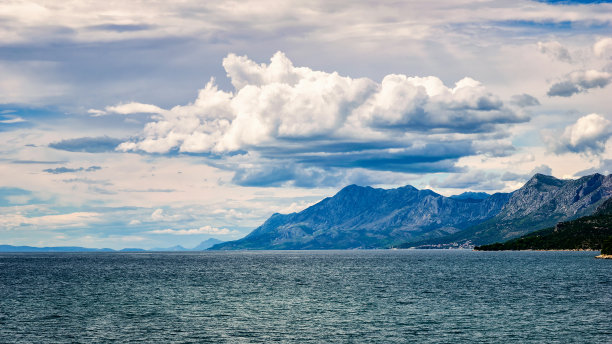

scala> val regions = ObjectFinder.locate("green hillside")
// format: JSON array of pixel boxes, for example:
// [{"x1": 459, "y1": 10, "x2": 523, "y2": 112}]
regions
[{"x1": 475, "y1": 198, "x2": 612, "y2": 251}]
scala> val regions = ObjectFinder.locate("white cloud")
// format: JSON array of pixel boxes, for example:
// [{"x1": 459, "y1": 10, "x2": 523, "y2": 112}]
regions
[
  {"x1": 0, "y1": 115, "x2": 26, "y2": 124},
  {"x1": 151, "y1": 208, "x2": 165, "y2": 221},
  {"x1": 151, "y1": 208, "x2": 182, "y2": 221},
  {"x1": 104, "y1": 102, "x2": 167, "y2": 115},
  {"x1": 147, "y1": 225, "x2": 239, "y2": 236},
  {"x1": 593, "y1": 37, "x2": 612, "y2": 58},
  {"x1": 106, "y1": 52, "x2": 525, "y2": 167},
  {"x1": 354, "y1": 75, "x2": 516, "y2": 132},
  {"x1": 548, "y1": 113, "x2": 612, "y2": 155}
]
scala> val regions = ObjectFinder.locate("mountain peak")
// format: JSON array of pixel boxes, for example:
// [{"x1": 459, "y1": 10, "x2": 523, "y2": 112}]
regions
[
  {"x1": 339, "y1": 184, "x2": 368, "y2": 192},
  {"x1": 211, "y1": 182, "x2": 511, "y2": 250},
  {"x1": 524, "y1": 173, "x2": 566, "y2": 189},
  {"x1": 450, "y1": 192, "x2": 491, "y2": 201}
]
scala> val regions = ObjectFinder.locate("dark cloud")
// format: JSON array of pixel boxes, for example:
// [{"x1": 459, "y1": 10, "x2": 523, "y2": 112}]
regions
[
  {"x1": 44, "y1": 167, "x2": 81, "y2": 174},
  {"x1": 49, "y1": 137, "x2": 123, "y2": 153},
  {"x1": 547, "y1": 70, "x2": 611, "y2": 97},
  {"x1": 510, "y1": 94, "x2": 540, "y2": 107},
  {"x1": 227, "y1": 139, "x2": 474, "y2": 187},
  {"x1": 232, "y1": 165, "x2": 297, "y2": 187},
  {"x1": 230, "y1": 163, "x2": 407, "y2": 188},
  {"x1": 87, "y1": 24, "x2": 154, "y2": 32},
  {"x1": 547, "y1": 81, "x2": 582, "y2": 97},
  {"x1": 43, "y1": 166, "x2": 102, "y2": 174},
  {"x1": 293, "y1": 141, "x2": 472, "y2": 173},
  {"x1": 62, "y1": 178, "x2": 111, "y2": 185}
]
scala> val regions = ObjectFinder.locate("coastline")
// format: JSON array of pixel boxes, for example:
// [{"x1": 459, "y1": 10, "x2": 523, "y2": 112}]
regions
[
  {"x1": 474, "y1": 248, "x2": 599, "y2": 252},
  {"x1": 595, "y1": 254, "x2": 612, "y2": 259}
]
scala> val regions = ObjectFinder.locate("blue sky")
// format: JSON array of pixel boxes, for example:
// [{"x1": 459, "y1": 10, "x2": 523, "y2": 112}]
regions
[{"x1": 0, "y1": 0, "x2": 611, "y2": 249}]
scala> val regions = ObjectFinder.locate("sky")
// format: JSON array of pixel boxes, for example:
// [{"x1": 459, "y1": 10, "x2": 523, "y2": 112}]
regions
[{"x1": 1, "y1": 0, "x2": 611, "y2": 249}]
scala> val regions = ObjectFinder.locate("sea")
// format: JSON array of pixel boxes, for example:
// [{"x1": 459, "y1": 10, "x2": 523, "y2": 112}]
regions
[{"x1": 0, "y1": 250, "x2": 610, "y2": 343}]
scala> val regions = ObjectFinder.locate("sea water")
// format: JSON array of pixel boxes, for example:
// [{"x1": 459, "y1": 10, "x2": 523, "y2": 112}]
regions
[{"x1": 0, "y1": 250, "x2": 610, "y2": 343}]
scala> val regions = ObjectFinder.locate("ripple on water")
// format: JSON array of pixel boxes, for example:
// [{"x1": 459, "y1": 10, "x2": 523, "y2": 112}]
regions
[{"x1": 0, "y1": 250, "x2": 610, "y2": 343}]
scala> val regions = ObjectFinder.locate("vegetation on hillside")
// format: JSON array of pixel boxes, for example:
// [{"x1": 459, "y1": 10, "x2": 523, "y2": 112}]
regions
[{"x1": 475, "y1": 198, "x2": 612, "y2": 251}]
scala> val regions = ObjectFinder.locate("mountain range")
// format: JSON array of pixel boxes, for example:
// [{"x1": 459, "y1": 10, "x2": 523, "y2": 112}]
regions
[{"x1": 211, "y1": 173, "x2": 612, "y2": 250}]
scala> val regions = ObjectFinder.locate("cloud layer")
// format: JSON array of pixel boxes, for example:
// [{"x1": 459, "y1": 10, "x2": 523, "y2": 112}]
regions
[{"x1": 98, "y1": 52, "x2": 527, "y2": 185}]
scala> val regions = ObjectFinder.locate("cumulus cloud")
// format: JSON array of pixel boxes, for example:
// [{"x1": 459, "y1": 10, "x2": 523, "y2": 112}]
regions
[
  {"x1": 547, "y1": 70, "x2": 612, "y2": 97},
  {"x1": 548, "y1": 113, "x2": 612, "y2": 155},
  {"x1": 537, "y1": 41, "x2": 572, "y2": 63},
  {"x1": 147, "y1": 226, "x2": 239, "y2": 235},
  {"x1": 94, "y1": 52, "x2": 527, "y2": 185},
  {"x1": 108, "y1": 52, "x2": 526, "y2": 150}
]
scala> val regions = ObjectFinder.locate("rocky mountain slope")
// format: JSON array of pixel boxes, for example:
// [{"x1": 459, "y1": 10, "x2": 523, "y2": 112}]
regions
[
  {"x1": 475, "y1": 197, "x2": 612, "y2": 251},
  {"x1": 427, "y1": 173, "x2": 612, "y2": 245},
  {"x1": 212, "y1": 185, "x2": 511, "y2": 250},
  {"x1": 211, "y1": 173, "x2": 612, "y2": 250}
]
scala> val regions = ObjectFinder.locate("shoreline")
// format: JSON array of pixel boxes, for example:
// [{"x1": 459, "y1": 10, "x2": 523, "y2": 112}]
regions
[
  {"x1": 595, "y1": 254, "x2": 612, "y2": 259},
  {"x1": 474, "y1": 248, "x2": 599, "y2": 252},
  {"x1": 524, "y1": 249, "x2": 598, "y2": 252}
]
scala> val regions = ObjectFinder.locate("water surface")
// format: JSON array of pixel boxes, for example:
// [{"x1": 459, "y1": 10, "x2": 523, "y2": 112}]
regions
[{"x1": 0, "y1": 250, "x2": 610, "y2": 343}]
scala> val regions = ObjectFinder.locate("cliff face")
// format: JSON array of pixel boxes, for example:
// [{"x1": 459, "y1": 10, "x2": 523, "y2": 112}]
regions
[{"x1": 211, "y1": 173, "x2": 612, "y2": 250}]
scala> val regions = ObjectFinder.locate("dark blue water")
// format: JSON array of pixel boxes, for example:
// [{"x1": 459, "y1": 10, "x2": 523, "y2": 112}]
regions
[{"x1": 0, "y1": 250, "x2": 610, "y2": 343}]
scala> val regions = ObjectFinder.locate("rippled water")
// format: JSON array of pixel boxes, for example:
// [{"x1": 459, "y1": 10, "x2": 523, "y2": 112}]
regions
[{"x1": 0, "y1": 250, "x2": 610, "y2": 343}]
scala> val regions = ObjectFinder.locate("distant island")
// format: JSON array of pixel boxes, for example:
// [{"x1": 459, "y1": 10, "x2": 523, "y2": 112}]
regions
[
  {"x1": 475, "y1": 198, "x2": 612, "y2": 255},
  {"x1": 0, "y1": 238, "x2": 224, "y2": 253}
]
